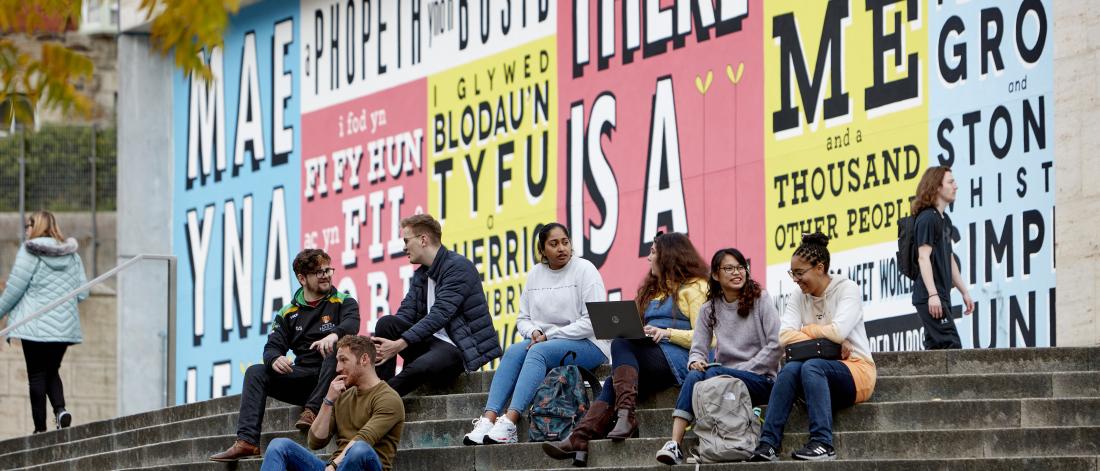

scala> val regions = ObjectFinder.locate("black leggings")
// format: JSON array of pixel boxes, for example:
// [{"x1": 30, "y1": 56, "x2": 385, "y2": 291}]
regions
[{"x1": 21, "y1": 340, "x2": 69, "y2": 432}]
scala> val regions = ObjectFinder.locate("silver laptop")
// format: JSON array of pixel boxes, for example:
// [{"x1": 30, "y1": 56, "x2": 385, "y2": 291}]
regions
[{"x1": 586, "y1": 301, "x2": 647, "y2": 340}]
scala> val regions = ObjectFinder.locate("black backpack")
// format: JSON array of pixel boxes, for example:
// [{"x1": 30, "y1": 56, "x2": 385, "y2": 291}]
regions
[{"x1": 896, "y1": 208, "x2": 940, "y2": 280}]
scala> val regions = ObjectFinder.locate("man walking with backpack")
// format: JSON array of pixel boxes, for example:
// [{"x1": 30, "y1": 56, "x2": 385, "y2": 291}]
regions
[{"x1": 909, "y1": 166, "x2": 974, "y2": 349}]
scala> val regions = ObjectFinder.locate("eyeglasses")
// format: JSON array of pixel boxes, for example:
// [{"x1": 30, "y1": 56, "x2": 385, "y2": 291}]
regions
[
  {"x1": 787, "y1": 266, "x2": 816, "y2": 280},
  {"x1": 309, "y1": 268, "x2": 336, "y2": 277},
  {"x1": 719, "y1": 265, "x2": 746, "y2": 274}
]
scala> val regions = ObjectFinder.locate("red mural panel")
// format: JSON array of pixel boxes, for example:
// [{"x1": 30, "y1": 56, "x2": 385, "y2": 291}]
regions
[
  {"x1": 556, "y1": 0, "x2": 766, "y2": 295},
  {"x1": 300, "y1": 79, "x2": 429, "y2": 334}
]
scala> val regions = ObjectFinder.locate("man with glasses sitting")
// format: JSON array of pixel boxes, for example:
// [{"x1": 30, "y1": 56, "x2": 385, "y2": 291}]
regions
[{"x1": 211, "y1": 248, "x2": 361, "y2": 462}]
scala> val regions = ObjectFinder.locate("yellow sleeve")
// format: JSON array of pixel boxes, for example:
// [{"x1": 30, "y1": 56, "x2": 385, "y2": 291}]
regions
[{"x1": 668, "y1": 278, "x2": 708, "y2": 348}]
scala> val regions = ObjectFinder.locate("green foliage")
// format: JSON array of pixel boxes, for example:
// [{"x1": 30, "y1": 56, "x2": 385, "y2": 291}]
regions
[
  {"x1": 1, "y1": 0, "x2": 239, "y2": 127},
  {"x1": 0, "y1": 0, "x2": 93, "y2": 125},
  {"x1": 141, "y1": 0, "x2": 241, "y2": 82},
  {"x1": 0, "y1": 125, "x2": 116, "y2": 211}
]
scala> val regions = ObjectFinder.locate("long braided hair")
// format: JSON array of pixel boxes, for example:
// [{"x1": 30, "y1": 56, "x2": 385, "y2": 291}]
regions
[
  {"x1": 793, "y1": 232, "x2": 832, "y2": 270},
  {"x1": 705, "y1": 248, "x2": 763, "y2": 328}
]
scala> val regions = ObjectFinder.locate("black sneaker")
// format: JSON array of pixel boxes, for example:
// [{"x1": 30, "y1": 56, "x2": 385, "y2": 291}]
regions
[
  {"x1": 791, "y1": 441, "x2": 836, "y2": 461},
  {"x1": 55, "y1": 410, "x2": 72, "y2": 429},
  {"x1": 749, "y1": 443, "x2": 778, "y2": 462}
]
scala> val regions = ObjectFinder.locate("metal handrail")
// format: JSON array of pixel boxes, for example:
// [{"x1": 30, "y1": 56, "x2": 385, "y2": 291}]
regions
[
  {"x1": 1, "y1": 253, "x2": 177, "y2": 407},
  {"x1": 0, "y1": 254, "x2": 176, "y2": 338}
]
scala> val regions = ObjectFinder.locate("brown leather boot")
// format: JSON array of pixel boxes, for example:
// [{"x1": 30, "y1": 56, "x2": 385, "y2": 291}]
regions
[
  {"x1": 541, "y1": 400, "x2": 613, "y2": 467},
  {"x1": 294, "y1": 408, "x2": 316, "y2": 431},
  {"x1": 209, "y1": 439, "x2": 260, "y2": 462},
  {"x1": 606, "y1": 366, "x2": 639, "y2": 441}
]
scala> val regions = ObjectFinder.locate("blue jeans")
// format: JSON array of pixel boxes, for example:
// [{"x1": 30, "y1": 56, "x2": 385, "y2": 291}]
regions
[
  {"x1": 260, "y1": 437, "x2": 383, "y2": 471},
  {"x1": 759, "y1": 359, "x2": 856, "y2": 448},
  {"x1": 672, "y1": 367, "x2": 774, "y2": 422},
  {"x1": 484, "y1": 338, "x2": 607, "y2": 415}
]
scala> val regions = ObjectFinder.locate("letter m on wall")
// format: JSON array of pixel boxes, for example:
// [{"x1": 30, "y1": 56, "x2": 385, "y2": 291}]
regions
[{"x1": 772, "y1": 0, "x2": 850, "y2": 138}]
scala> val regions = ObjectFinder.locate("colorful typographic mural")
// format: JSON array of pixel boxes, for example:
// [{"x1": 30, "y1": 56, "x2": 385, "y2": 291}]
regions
[{"x1": 171, "y1": 0, "x2": 1055, "y2": 403}]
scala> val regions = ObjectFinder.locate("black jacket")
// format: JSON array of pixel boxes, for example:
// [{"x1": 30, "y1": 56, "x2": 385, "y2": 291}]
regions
[
  {"x1": 264, "y1": 288, "x2": 360, "y2": 369},
  {"x1": 394, "y1": 247, "x2": 501, "y2": 371}
]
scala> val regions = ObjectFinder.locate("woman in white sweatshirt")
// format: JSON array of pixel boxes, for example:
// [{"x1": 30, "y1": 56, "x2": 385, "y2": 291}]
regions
[
  {"x1": 750, "y1": 232, "x2": 876, "y2": 462},
  {"x1": 463, "y1": 223, "x2": 608, "y2": 445}
]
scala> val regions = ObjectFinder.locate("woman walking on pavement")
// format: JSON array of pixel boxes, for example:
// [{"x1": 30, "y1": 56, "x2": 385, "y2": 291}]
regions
[{"x1": 0, "y1": 211, "x2": 89, "y2": 434}]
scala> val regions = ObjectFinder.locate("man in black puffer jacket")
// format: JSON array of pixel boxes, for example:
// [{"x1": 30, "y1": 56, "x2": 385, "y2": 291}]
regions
[{"x1": 372, "y1": 214, "x2": 502, "y2": 396}]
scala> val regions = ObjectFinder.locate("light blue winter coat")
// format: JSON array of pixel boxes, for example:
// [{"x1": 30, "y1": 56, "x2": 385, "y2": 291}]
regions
[{"x1": 0, "y1": 237, "x2": 88, "y2": 343}]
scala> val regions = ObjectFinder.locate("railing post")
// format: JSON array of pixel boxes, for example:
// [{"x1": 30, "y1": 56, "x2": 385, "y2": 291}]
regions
[{"x1": 166, "y1": 256, "x2": 176, "y2": 407}]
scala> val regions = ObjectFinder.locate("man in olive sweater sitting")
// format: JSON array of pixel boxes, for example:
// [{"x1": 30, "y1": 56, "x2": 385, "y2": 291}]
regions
[{"x1": 260, "y1": 335, "x2": 405, "y2": 471}]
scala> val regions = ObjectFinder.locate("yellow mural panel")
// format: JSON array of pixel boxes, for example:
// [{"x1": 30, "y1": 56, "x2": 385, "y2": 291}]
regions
[
  {"x1": 764, "y1": 0, "x2": 929, "y2": 265},
  {"x1": 427, "y1": 37, "x2": 559, "y2": 359}
]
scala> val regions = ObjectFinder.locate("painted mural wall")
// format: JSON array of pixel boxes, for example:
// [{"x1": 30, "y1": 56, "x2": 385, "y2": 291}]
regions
[{"x1": 172, "y1": 0, "x2": 1055, "y2": 403}]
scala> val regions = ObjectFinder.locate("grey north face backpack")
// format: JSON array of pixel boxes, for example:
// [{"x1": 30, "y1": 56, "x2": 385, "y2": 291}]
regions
[{"x1": 691, "y1": 375, "x2": 760, "y2": 462}]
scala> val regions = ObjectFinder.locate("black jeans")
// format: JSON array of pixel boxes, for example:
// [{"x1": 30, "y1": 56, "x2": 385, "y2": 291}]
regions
[
  {"x1": 236, "y1": 354, "x2": 336, "y2": 445},
  {"x1": 915, "y1": 300, "x2": 962, "y2": 349},
  {"x1": 373, "y1": 315, "x2": 465, "y2": 396},
  {"x1": 22, "y1": 340, "x2": 69, "y2": 432}
]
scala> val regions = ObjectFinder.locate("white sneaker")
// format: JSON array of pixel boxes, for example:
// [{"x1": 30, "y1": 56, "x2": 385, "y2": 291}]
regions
[
  {"x1": 655, "y1": 440, "x2": 683, "y2": 465},
  {"x1": 483, "y1": 416, "x2": 518, "y2": 444},
  {"x1": 463, "y1": 417, "x2": 494, "y2": 446}
]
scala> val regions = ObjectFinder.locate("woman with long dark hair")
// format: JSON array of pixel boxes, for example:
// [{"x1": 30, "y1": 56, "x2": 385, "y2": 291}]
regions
[
  {"x1": 0, "y1": 211, "x2": 88, "y2": 433},
  {"x1": 750, "y1": 232, "x2": 876, "y2": 462},
  {"x1": 653, "y1": 248, "x2": 781, "y2": 465},
  {"x1": 463, "y1": 223, "x2": 609, "y2": 445},
  {"x1": 543, "y1": 232, "x2": 708, "y2": 467}
]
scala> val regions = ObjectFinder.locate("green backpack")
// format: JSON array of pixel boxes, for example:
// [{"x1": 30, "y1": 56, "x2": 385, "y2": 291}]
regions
[{"x1": 527, "y1": 352, "x2": 602, "y2": 442}]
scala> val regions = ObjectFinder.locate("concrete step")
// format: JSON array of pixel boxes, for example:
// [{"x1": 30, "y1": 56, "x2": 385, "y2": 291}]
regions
[
  {"x1": 870, "y1": 346, "x2": 1100, "y2": 377},
  {"x1": 117, "y1": 455, "x2": 1100, "y2": 471},
  {"x1": 398, "y1": 397, "x2": 1100, "y2": 449},
  {"x1": 394, "y1": 426, "x2": 1100, "y2": 470},
  {"x1": 4, "y1": 347, "x2": 1094, "y2": 456},
  {"x1": 5, "y1": 371, "x2": 1098, "y2": 467},
  {"x1": 409, "y1": 347, "x2": 1100, "y2": 396},
  {"x1": 16, "y1": 394, "x2": 1099, "y2": 467},
  {"x1": 404, "y1": 370, "x2": 1100, "y2": 421},
  {"x1": 6, "y1": 430, "x2": 335, "y2": 471},
  {"x1": 19, "y1": 426, "x2": 1100, "y2": 471}
]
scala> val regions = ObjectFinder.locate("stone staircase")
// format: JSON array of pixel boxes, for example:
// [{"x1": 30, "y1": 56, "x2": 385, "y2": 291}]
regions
[{"x1": 1, "y1": 347, "x2": 1099, "y2": 470}]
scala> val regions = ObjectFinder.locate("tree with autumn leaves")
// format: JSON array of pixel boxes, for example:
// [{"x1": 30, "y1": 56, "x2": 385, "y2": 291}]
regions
[{"x1": 0, "y1": 0, "x2": 239, "y2": 127}]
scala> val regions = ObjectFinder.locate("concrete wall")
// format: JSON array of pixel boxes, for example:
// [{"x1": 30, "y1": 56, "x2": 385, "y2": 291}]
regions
[
  {"x1": 1054, "y1": 3, "x2": 1100, "y2": 346},
  {"x1": 116, "y1": 34, "x2": 175, "y2": 416},
  {"x1": 4, "y1": 33, "x2": 117, "y2": 127}
]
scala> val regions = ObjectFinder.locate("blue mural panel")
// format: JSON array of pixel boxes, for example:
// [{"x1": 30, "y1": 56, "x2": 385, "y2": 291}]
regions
[
  {"x1": 928, "y1": 0, "x2": 1055, "y2": 348},
  {"x1": 171, "y1": 0, "x2": 302, "y2": 403}
]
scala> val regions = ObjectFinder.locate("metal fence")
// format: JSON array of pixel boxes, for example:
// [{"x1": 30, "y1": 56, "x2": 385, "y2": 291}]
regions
[{"x1": 0, "y1": 125, "x2": 117, "y2": 275}]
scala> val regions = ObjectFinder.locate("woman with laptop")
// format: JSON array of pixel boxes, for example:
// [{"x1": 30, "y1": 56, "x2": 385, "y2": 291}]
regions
[
  {"x1": 462, "y1": 223, "x2": 609, "y2": 445},
  {"x1": 543, "y1": 232, "x2": 707, "y2": 467},
  {"x1": 652, "y1": 247, "x2": 782, "y2": 465},
  {"x1": 749, "y1": 232, "x2": 876, "y2": 462}
]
